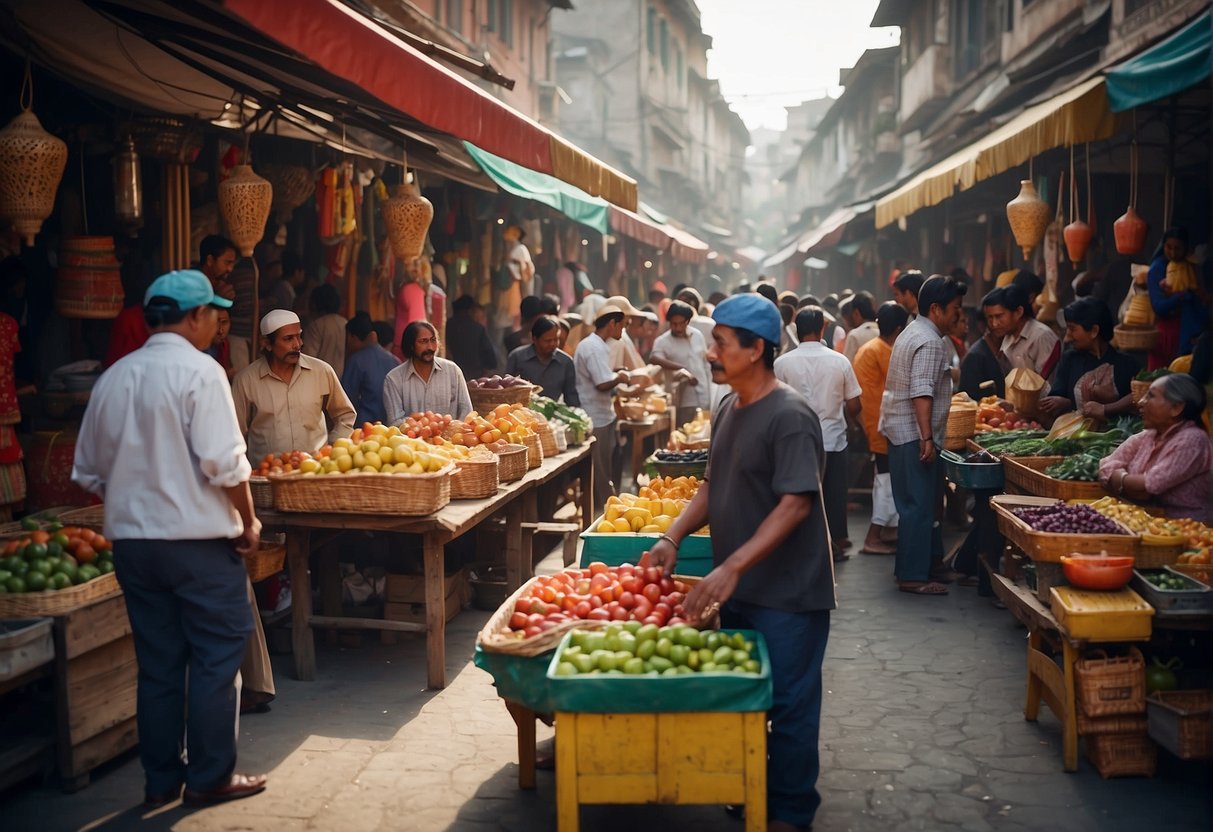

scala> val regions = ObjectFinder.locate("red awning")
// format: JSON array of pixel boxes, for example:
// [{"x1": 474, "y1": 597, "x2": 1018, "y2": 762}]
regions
[
  {"x1": 221, "y1": 0, "x2": 636, "y2": 210},
  {"x1": 608, "y1": 206, "x2": 711, "y2": 264}
]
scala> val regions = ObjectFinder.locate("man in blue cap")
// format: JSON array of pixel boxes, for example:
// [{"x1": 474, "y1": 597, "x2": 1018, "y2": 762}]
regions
[
  {"x1": 648, "y1": 293, "x2": 834, "y2": 832},
  {"x1": 73, "y1": 270, "x2": 268, "y2": 808}
]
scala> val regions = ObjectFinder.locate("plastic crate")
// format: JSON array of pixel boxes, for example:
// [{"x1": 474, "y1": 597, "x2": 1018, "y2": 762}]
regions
[
  {"x1": 0, "y1": 617, "x2": 53, "y2": 682},
  {"x1": 580, "y1": 515, "x2": 713, "y2": 577},
  {"x1": 1050, "y1": 587, "x2": 1154, "y2": 641},
  {"x1": 940, "y1": 449, "x2": 1004, "y2": 490},
  {"x1": 1130, "y1": 569, "x2": 1213, "y2": 615}
]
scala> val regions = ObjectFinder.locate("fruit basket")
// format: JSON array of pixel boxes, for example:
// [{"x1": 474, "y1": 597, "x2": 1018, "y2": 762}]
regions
[
  {"x1": 545, "y1": 627, "x2": 772, "y2": 713},
  {"x1": 580, "y1": 515, "x2": 713, "y2": 577},
  {"x1": 646, "y1": 449, "x2": 709, "y2": 480},
  {"x1": 1002, "y1": 455, "x2": 1107, "y2": 501},
  {"x1": 0, "y1": 572, "x2": 120, "y2": 618},
  {"x1": 467, "y1": 378, "x2": 535, "y2": 410},
  {"x1": 992, "y1": 496, "x2": 1138, "y2": 563},
  {"x1": 1130, "y1": 568, "x2": 1213, "y2": 615},
  {"x1": 492, "y1": 444, "x2": 528, "y2": 482},
  {"x1": 268, "y1": 465, "x2": 454, "y2": 515},
  {"x1": 450, "y1": 454, "x2": 500, "y2": 500}
]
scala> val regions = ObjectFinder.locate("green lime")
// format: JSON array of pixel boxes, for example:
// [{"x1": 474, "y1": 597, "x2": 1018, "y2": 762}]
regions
[
  {"x1": 24, "y1": 571, "x2": 47, "y2": 592},
  {"x1": 23, "y1": 542, "x2": 47, "y2": 560},
  {"x1": 96, "y1": 560, "x2": 115, "y2": 575},
  {"x1": 77, "y1": 564, "x2": 100, "y2": 582},
  {"x1": 46, "y1": 541, "x2": 63, "y2": 559},
  {"x1": 51, "y1": 533, "x2": 70, "y2": 549},
  {"x1": 20, "y1": 516, "x2": 39, "y2": 531},
  {"x1": 56, "y1": 564, "x2": 79, "y2": 584},
  {"x1": 46, "y1": 520, "x2": 62, "y2": 532},
  {"x1": 27, "y1": 558, "x2": 52, "y2": 576},
  {"x1": 0, "y1": 569, "x2": 10, "y2": 583},
  {"x1": 6, "y1": 557, "x2": 28, "y2": 576},
  {"x1": 48, "y1": 572, "x2": 72, "y2": 590},
  {"x1": 5, "y1": 575, "x2": 26, "y2": 593}
]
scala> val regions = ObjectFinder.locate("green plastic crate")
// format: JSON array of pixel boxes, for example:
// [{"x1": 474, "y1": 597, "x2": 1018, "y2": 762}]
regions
[
  {"x1": 579, "y1": 514, "x2": 714, "y2": 576},
  {"x1": 545, "y1": 628, "x2": 772, "y2": 713}
]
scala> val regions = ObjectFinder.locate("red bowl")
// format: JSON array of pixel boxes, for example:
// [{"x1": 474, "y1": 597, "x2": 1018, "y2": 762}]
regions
[{"x1": 1060, "y1": 555, "x2": 1135, "y2": 590}]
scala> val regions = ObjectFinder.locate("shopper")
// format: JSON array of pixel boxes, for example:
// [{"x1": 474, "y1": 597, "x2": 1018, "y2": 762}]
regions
[
  {"x1": 891, "y1": 270, "x2": 925, "y2": 317},
  {"x1": 881, "y1": 274, "x2": 966, "y2": 595},
  {"x1": 841, "y1": 291, "x2": 879, "y2": 363},
  {"x1": 994, "y1": 283, "x2": 1061, "y2": 379},
  {"x1": 72, "y1": 269, "x2": 266, "y2": 807},
  {"x1": 302, "y1": 283, "x2": 348, "y2": 376},
  {"x1": 341, "y1": 311, "x2": 400, "y2": 426},
  {"x1": 446, "y1": 295, "x2": 499, "y2": 381},
  {"x1": 649, "y1": 293, "x2": 833, "y2": 832},
  {"x1": 650, "y1": 300, "x2": 712, "y2": 426},
  {"x1": 958, "y1": 289, "x2": 1013, "y2": 400},
  {"x1": 774, "y1": 306, "x2": 862, "y2": 560},
  {"x1": 383, "y1": 320, "x2": 473, "y2": 422},
  {"x1": 506, "y1": 315, "x2": 579, "y2": 404}
]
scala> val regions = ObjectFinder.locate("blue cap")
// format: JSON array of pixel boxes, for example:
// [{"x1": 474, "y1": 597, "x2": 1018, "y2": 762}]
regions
[
  {"x1": 144, "y1": 269, "x2": 232, "y2": 311},
  {"x1": 712, "y1": 293, "x2": 782, "y2": 347}
]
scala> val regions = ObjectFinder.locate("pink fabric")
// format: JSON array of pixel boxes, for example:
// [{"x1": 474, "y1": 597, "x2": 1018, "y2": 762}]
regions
[
  {"x1": 393, "y1": 282, "x2": 427, "y2": 360},
  {"x1": 1099, "y1": 421, "x2": 1211, "y2": 521}
]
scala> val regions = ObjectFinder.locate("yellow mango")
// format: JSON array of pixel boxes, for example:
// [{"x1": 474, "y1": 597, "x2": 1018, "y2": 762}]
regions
[
  {"x1": 662, "y1": 500, "x2": 680, "y2": 517},
  {"x1": 596, "y1": 520, "x2": 615, "y2": 533},
  {"x1": 639, "y1": 524, "x2": 662, "y2": 533},
  {"x1": 623, "y1": 507, "x2": 652, "y2": 525},
  {"x1": 612, "y1": 517, "x2": 632, "y2": 533},
  {"x1": 606, "y1": 504, "x2": 626, "y2": 523},
  {"x1": 629, "y1": 515, "x2": 647, "y2": 532},
  {"x1": 653, "y1": 515, "x2": 673, "y2": 532}
]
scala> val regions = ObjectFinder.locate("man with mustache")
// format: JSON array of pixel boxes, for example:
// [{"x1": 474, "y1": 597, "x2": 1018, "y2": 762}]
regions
[
  {"x1": 382, "y1": 320, "x2": 473, "y2": 424},
  {"x1": 231, "y1": 309, "x2": 356, "y2": 463}
]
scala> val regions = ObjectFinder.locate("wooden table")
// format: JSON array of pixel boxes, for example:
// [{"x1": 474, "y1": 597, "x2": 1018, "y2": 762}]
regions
[
  {"x1": 261, "y1": 442, "x2": 594, "y2": 690},
  {"x1": 991, "y1": 573, "x2": 1149, "y2": 771},
  {"x1": 619, "y1": 414, "x2": 670, "y2": 487}
]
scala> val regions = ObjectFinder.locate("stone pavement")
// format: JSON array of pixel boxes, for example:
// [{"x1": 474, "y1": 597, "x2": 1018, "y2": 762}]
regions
[{"x1": 2, "y1": 513, "x2": 1210, "y2": 832}]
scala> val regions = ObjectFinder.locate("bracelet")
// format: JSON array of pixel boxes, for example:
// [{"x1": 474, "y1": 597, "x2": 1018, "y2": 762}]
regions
[
  {"x1": 920, "y1": 436, "x2": 934, "y2": 444},
  {"x1": 659, "y1": 534, "x2": 680, "y2": 550}
]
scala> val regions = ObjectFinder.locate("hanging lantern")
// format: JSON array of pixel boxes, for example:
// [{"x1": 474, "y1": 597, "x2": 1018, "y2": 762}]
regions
[
  {"x1": 218, "y1": 163, "x2": 273, "y2": 257},
  {"x1": 382, "y1": 177, "x2": 433, "y2": 260},
  {"x1": 112, "y1": 136, "x2": 143, "y2": 234},
  {"x1": 1114, "y1": 206, "x2": 1147, "y2": 256},
  {"x1": 262, "y1": 163, "x2": 315, "y2": 224},
  {"x1": 1063, "y1": 220, "x2": 1093, "y2": 268},
  {"x1": 0, "y1": 97, "x2": 68, "y2": 246},
  {"x1": 1006, "y1": 179, "x2": 1051, "y2": 261}
]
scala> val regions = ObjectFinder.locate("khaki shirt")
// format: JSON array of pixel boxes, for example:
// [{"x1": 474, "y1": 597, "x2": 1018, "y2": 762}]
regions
[{"x1": 231, "y1": 354, "x2": 356, "y2": 461}]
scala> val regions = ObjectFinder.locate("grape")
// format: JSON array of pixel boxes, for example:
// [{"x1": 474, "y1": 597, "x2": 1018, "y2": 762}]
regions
[{"x1": 1012, "y1": 504, "x2": 1128, "y2": 535}]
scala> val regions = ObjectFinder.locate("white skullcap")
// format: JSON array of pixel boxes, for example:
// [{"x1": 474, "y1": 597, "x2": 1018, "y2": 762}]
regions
[{"x1": 260, "y1": 309, "x2": 301, "y2": 336}]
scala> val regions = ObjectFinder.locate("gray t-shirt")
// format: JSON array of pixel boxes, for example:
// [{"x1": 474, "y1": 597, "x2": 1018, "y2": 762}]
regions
[{"x1": 705, "y1": 384, "x2": 836, "y2": 613}]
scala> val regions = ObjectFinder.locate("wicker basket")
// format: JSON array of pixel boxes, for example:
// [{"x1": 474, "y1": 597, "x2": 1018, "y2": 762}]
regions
[
  {"x1": 1130, "y1": 379, "x2": 1151, "y2": 405},
  {"x1": 1114, "y1": 325, "x2": 1158, "y2": 353},
  {"x1": 0, "y1": 572, "x2": 121, "y2": 619},
  {"x1": 246, "y1": 542, "x2": 285, "y2": 583},
  {"x1": 536, "y1": 423, "x2": 559, "y2": 458},
  {"x1": 1085, "y1": 731, "x2": 1157, "y2": 778},
  {"x1": 249, "y1": 476, "x2": 273, "y2": 510},
  {"x1": 1076, "y1": 648, "x2": 1146, "y2": 718},
  {"x1": 494, "y1": 444, "x2": 528, "y2": 482},
  {"x1": 468, "y1": 383, "x2": 535, "y2": 413},
  {"x1": 945, "y1": 406, "x2": 978, "y2": 450},
  {"x1": 450, "y1": 455, "x2": 500, "y2": 500},
  {"x1": 269, "y1": 465, "x2": 454, "y2": 515},
  {"x1": 55, "y1": 504, "x2": 105, "y2": 528},
  {"x1": 1147, "y1": 690, "x2": 1211, "y2": 760},
  {"x1": 1076, "y1": 710, "x2": 1148, "y2": 736},
  {"x1": 523, "y1": 432, "x2": 543, "y2": 469},
  {"x1": 1002, "y1": 455, "x2": 1108, "y2": 501},
  {"x1": 991, "y1": 495, "x2": 1138, "y2": 563},
  {"x1": 1136, "y1": 541, "x2": 1184, "y2": 569}
]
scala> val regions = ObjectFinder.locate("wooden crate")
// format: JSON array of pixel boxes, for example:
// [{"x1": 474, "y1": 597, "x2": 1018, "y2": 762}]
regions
[
  {"x1": 383, "y1": 584, "x2": 465, "y2": 627},
  {"x1": 555, "y1": 710, "x2": 767, "y2": 832},
  {"x1": 385, "y1": 568, "x2": 467, "y2": 606},
  {"x1": 1002, "y1": 456, "x2": 1108, "y2": 501},
  {"x1": 992, "y1": 496, "x2": 1139, "y2": 563},
  {"x1": 54, "y1": 592, "x2": 139, "y2": 791}
]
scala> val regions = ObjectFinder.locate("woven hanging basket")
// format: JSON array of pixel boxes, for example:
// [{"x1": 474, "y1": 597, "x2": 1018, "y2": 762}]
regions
[
  {"x1": 1006, "y1": 180, "x2": 1051, "y2": 260},
  {"x1": 219, "y1": 164, "x2": 273, "y2": 257},
  {"x1": 0, "y1": 109, "x2": 68, "y2": 246},
  {"x1": 262, "y1": 163, "x2": 315, "y2": 222},
  {"x1": 382, "y1": 182, "x2": 433, "y2": 260}
]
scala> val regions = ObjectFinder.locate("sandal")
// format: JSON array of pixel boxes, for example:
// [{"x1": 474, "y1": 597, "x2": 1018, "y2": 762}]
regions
[{"x1": 898, "y1": 581, "x2": 949, "y2": 595}]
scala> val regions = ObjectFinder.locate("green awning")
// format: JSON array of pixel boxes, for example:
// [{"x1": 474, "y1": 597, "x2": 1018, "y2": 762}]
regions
[
  {"x1": 463, "y1": 141, "x2": 609, "y2": 233},
  {"x1": 1106, "y1": 10, "x2": 1211, "y2": 112}
]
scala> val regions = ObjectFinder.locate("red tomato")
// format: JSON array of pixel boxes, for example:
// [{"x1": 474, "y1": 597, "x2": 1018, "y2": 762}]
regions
[
  {"x1": 632, "y1": 599, "x2": 652, "y2": 620},
  {"x1": 589, "y1": 594, "x2": 605, "y2": 609},
  {"x1": 642, "y1": 583, "x2": 662, "y2": 604},
  {"x1": 561, "y1": 595, "x2": 578, "y2": 612},
  {"x1": 539, "y1": 585, "x2": 557, "y2": 603},
  {"x1": 515, "y1": 598, "x2": 532, "y2": 614},
  {"x1": 643, "y1": 567, "x2": 661, "y2": 584},
  {"x1": 667, "y1": 617, "x2": 686, "y2": 626},
  {"x1": 589, "y1": 573, "x2": 612, "y2": 594},
  {"x1": 659, "y1": 577, "x2": 674, "y2": 594},
  {"x1": 528, "y1": 599, "x2": 548, "y2": 615},
  {"x1": 638, "y1": 551, "x2": 652, "y2": 569},
  {"x1": 642, "y1": 615, "x2": 662, "y2": 626},
  {"x1": 609, "y1": 606, "x2": 628, "y2": 621},
  {"x1": 588, "y1": 608, "x2": 612, "y2": 621},
  {"x1": 618, "y1": 591, "x2": 637, "y2": 610},
  {"x1": 509, "y1": 612, "x2": 528, "y2": 630},
  {"x1": 588, "y1": 561, "x2": 609, "y2": 576},
  {"x1": 667, "y1": 592, "x2": 685, "y2": 606},
  {"x1": 622, "y1": 576, "x2": 643, "y2": 595},
  {"x1": 574, "y1": 601, "x2": 592, "y2": 618},
  {"x1": 673, "y1": 580, "x2": 688, "y2": 593},
  {"x1": 612, "y1": 583, "x2": 626, "y2": 601},
  {"x1": 526, "y1": 613, "x2": 546, "y2": 627},
  {"x1": 524, "y1": 625, "x2": 543, "y2": 637},
  {"x1": 575, "y1": 579, "x2": 591, "y2": 594},
  {"x1": 617, "y1": 562, "x2": 635, "y2": 572},
  {"x1": 673, "y1": 605, "x2": 685, "y2": 617}
]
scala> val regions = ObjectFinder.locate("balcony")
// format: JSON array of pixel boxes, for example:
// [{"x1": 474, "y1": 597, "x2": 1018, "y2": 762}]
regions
[{"x1": 899, "y1": 43, "x2": 951, "y2": 133}]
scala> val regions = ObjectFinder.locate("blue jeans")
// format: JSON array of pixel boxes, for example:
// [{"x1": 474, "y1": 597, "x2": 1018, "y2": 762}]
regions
[
  {"x1": 114, "y1": 538, "x2": 253, "y2": 795},
  {"x1": 721, "y1": 600, "x2": 830, "y2": 828},
  {"x1": 888, "y1": 439, "x2": 944, "y2": 582}
]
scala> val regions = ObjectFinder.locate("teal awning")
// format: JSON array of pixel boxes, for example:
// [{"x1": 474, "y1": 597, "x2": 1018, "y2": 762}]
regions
[
  {"x1": 1106, "y1": 10, "x2": 1211, "y2": 112},
  {"x1": 463, "y1": 141, "x2": 609, "y2": 233}
]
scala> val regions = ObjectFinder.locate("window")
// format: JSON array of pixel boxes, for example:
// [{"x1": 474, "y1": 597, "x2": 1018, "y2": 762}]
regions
[
  {"x1": 676, "y1": 46, "x2": 684, "y2": 92},
  {"x1": 486, "y1": 0, "x2": 512, "y2": 46},
  {"x1": 952, "y1": 0, "x2": 995, "y2": 80},
  {"x1": 446, "y1": 0, "x2": 463, "y2": 36},
  {"x1": 646, "y1": 7, "x2": 656, "y2": 54},
  {"x1": 659, "y1": 18, "x2": 668, "y2": 71}
]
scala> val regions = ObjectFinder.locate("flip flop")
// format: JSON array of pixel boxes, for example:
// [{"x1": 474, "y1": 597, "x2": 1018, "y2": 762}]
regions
[{"x1": 899, "y1": 581, "x2": 949, "y2": 595}]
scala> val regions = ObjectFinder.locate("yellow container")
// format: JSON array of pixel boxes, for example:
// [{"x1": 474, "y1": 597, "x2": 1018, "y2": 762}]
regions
[
  {"x1": 1050, "y1": 586, "x2": 1154, "y2": 640},
  {"x1": 555, "y1": 710, "x2": 767, "y2": 832}
]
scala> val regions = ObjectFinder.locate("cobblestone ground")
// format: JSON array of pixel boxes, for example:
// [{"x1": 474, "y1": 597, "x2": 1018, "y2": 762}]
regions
[{"x1": 2, "y1": 514, "x2": 1210, "y2": 831}]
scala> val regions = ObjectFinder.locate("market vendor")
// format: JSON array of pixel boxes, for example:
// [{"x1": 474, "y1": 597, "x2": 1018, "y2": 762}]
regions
[
  {"x1": 231, "y1": 310, "x2": 356, "y2": 462},
  {"x1": 1099, "y1": 373, "x2": 1210, "y2": 521},
  {"x1": 382, "y1": 320, "x2": 473, "y2": 424},
  {"x1": 992, "y1": 284, "x2": 1060, "y2": 380},
  {"x1": 1037, "y1": 298, "x2": 1139, "y2": 421},
  {"x1": 1148, "y1": 226, "x2": 1208, "y2": 369},
  {"x1": 505, "y1": 315, "x2": 579, "y2": 405},
  {"x1": 649, "y1": 293, "x2": 833, "y2": 832},
  {"x1": 649, "y1": 300, "x2": 712, "y2": 427}
]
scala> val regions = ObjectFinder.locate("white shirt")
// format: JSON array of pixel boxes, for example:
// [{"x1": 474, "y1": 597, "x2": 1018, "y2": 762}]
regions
[
  {"x1": 650, "y1": 328, "x2": 711, "y2": 409},
  {"x1": 843, "y1": 321, "x2": 879, "y2": 364},
  {"x1": 72, "y1": 332, "x2": 252, "y2": 540},
  {"x1": 608, "y1": 330, "x2": 645, "y2": 371},
  {"x1": 774, "y1": 340, "x2": 863, "y2": 452},
  {"x1": 382, "y1": 356, "x2": 473, "y2": 424},
  {"x1": 689, "y1": 314, "x2": 716, "y2": 345},
  {"x1": 574, "y1": 332, "x2": 618, "y2": 427}
]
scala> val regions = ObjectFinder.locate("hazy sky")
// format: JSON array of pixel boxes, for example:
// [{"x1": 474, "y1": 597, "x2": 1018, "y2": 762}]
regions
[{"x1": 697, "y1": 0, "x2": 899, "y2": 132}]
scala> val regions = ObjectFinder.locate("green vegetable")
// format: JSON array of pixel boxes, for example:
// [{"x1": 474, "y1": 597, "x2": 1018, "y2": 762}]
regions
[
  {"x1": 1135, "y1": 368, "x2": 1172, "y2": 382},
  {"x1": 1045, "y1": 452, "x2": 1103, "y2": 481}
]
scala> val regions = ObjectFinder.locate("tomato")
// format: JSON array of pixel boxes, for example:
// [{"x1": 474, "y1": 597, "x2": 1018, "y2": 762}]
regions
[
  {"x1": 509, "y1": 612, "x2": 529, "y2": 630},
  {"x1": 74, "y1": 544, "x2": 96, "y2": 565},
  {"x1": 642, "y1": 615, "x2": 662, "y2": 626},
  {"x1": 561, "y1": 594, "x2": 578, "y2": 612},
  {"x1": 667, "y1": 617, "x2": 686, "y2": 626},
  {"x1": 659, "y1": 577, "x2": 674, "y2": 594},
  {"x1": 618, "y1": 591, "x2": 637, "y2": 610},
  {"x1": 621, "y1": 576, "x2": 643, "y2": 595},
  {"x1": 588, "y1": 561, "x2": 609, "y2": 576},
  {"x1": 642, "y1": 583, "x2": 662, "y2": 604},
  {"x1": 524, "y1": 625, "x2": 543, "y2": 637},
  {"x1": 673, "y1": 580, "x2": 688, "y2": 593},
  {"x1": 527, "y1": 599, "x2": 548, "y2": 615},
  {"x1": 589, "y1": 594, "x2": 604, "y2": 608},
  {"x1": 588, "y1": 608, "x2": 611, "y2": 621},
  {"x1": 611, "y1": 583, "x2": 625, "y2": 601},
  {"x1": 666, "y1": 591, "x2": 685, "y2": 606},
  {"x1": 539, "y1": 585, "x2": 557, "y2": 603},
  {"x1": 575, "y1": 579, "x2": 591, "y2": 594},
  {"x1": 609, "y1": 606, "x2": 628, "y2": 621},
  {"x1": 574, "y1": 600, "x2": 592, "y2": 618},
  {"x1": 589, "y1": 573, "x2": 612, "y2": 594},
  {"x1": 643, "y1": 567, "x2": 661, "y2": 584},
  {"x1": 632, "y1": 599, "x2": 652, "y2": 620}
]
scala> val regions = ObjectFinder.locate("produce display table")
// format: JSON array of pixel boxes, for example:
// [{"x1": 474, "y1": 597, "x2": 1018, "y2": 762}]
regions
[
  {"x1": 991, "y1": 573, "x2": 1149, "y2": 772},
  {"x1": 619, "y1": 415, "x2": 670, "y2": 487},
  {"x1": 261, "y1": 442, "x2": 593, "y2": 689}
]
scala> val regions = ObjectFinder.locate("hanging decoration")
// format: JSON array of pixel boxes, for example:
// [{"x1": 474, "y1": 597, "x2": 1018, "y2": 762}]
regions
[
  {"x1": 1006, "y1": 177, "x2": 1051, "y2": 261},
  {"x1": 112, "y1": 135, "x2": 143, "y2": 234},
  {"x1": 55, "y1": 236, "x2": 123, "y2": 319},
  {"x1": 262, "y1": 163, "x2": 315, "y2": 224},
  {"x1": 1114, "y1": 134, "x2": 1147, "y2": 255},
  {"x1": 382, "y1": 151, "x2": 433, "y2": 261},
  {"x1": 1063, "y1": 144, "x2": 1093, "y2": 268},
  {"x1": 0, "y1": 64, "x2": 68, "y2": 246}
]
